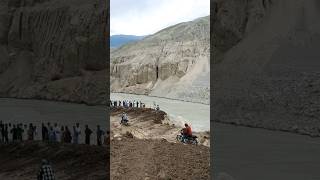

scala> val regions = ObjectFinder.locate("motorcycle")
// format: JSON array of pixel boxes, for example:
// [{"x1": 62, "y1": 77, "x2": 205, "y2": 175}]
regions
[
  {"x1": 120, "y1": 119, "x2": 129, "y2": 126},
  {"x1": 176, "y1": 134, "x2": 198, "y2": 145}
]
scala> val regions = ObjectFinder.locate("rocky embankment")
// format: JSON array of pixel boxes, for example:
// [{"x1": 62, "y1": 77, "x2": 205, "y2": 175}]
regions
[
  {"x1": 213, "y1": 0, "x2": 320, "y2": 136},
  {"x1": 110, "y1": 16, "x2": 210, "y2": 104},
  {"x1": 0, "y1": 0, "x2": 107, "y2": 105},
  {"x1": 0, "y1": 141, "x2": 108, "y2": 180}
]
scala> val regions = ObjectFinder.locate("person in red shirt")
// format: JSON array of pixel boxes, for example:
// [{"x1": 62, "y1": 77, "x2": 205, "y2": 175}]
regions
[{"x1": 181, "y1": 123, "x2": 192, "y2": 139}]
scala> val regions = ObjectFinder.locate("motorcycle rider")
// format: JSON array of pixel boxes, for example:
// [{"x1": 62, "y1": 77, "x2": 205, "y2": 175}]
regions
[
  {"x1": 181, "y1": 123, "x2": 192, "y2": 142},
  {"x1": 121, "y1": 112, "x2": 128, "y2": 124}
]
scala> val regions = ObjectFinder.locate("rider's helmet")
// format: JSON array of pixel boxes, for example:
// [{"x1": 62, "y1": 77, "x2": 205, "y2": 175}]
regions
[{"x1": 185, "y1": 123, "x2": 188, "y2": 127}]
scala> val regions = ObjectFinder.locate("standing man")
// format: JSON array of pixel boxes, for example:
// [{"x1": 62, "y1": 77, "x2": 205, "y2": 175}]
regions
[
  {"x1": 37, "y1": 159, "x2": 55, "y2": 180},
  {"x1": 75, "y1": 123, "x2": 81, "y2": 144},
  {"x1": 27, "y1": 123, "x2": 34, "y2": 141},
  {"x1": 84, "y1": 125, "x2": 92, "y2": 145},
  {"x1": 96, "y1": 125, "x2": 104, "y2": 146},
  {"x1": 53, "y1": 123, "x2": 60, "y2": 142},
  {"x1": 4, "y1": 124, "x2": 8, "y2": 144},
  {"x1": 41, "y1": 123, "x2": 48, "y2": 141}
]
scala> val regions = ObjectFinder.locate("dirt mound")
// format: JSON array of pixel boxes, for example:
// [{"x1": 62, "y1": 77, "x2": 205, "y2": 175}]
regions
[
  {"x1": 111, "y1": 138, "x2": 210, "y2": 180},
  {"x1": 111, "y1": 107, "x2": 167, "y2": 124},
  {"x1": 0, "y1": 141, "x2": 108, "y2": 180}
]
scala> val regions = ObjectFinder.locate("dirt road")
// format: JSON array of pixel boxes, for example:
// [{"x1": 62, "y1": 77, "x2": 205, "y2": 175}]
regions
[
  {"x1": 0, "y1": 141, "x2": 108, "y2": 180},
  {"x1": 111, "y1": 138, "x2": 210, "y2": 180}
]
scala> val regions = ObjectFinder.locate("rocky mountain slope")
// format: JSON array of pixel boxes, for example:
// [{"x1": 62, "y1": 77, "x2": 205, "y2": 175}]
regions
[
  {"x1": 0, "y1": 0, "x2": 107, "y2": 105},
  {"x1": 110, "y1": 16, "x2": 210, "y2": 104},
  {"x1": 110, "y1": 34, "x2": 145, "y2": 48},
  {"x1": 213, "y1": 0, "x2": 320, "y2": 136}
]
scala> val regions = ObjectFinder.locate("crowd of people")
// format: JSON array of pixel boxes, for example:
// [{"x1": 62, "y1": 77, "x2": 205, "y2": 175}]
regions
[
  {"x1": 0, "y1": 121, "x2": 109, "y2": 146},
  {"x1": 110, "y1": 99, "x2": 160, "y2": 111},
  {"x1": 110, "y1": 99, "x2": 146, "y2": 108}
]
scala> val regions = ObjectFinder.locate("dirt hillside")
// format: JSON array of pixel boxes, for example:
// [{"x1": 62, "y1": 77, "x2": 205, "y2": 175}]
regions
[
  {"x1": 111, "y1": 138, "x2": 210, "y2": 180},
  {"x1": 0, "y1": 141, "x2": 108, "y2": 180},
  {"x1": 111, "y1": 107, "x2": 210, "y2": 147}
]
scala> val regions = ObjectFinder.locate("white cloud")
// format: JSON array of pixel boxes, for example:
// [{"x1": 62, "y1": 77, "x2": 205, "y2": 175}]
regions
[{"x1": 111, "y1": 0, "x2": 210, "y2": 36}]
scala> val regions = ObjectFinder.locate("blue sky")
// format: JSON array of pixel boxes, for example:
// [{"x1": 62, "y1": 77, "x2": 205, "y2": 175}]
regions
[{"x1": 111, "y1": 0, "x2": 210, "y2": 36}]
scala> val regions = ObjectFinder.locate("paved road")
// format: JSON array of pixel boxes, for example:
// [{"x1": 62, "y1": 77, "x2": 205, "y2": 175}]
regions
[{"x1": 214, "y1": 123, "x2": 320, "y2": 180}]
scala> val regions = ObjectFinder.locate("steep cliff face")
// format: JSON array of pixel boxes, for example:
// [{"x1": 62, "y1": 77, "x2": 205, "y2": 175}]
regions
[
  {"x1": 213, "y1": 0, "x2": 320, "y2": 136},
  {"x1": 0, "y1": 0, "x2": 107, "y2": 105},
  {"x1": 111, "y1": 16, "x2": 210, "y2": 104},
  {"x1": 212, "y1": 0, "x2": 274, "y2": 63}
]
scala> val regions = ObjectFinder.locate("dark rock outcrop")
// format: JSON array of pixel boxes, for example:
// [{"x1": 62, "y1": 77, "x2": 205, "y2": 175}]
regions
[{"x1": 0, "y1": 0, "x2": 108, "y2": 105}]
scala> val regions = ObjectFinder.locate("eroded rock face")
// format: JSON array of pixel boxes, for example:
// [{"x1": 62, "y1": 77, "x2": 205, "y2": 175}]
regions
[
  {"x1": 212, "y1": 0, "x2": 273, "y2": 63},
  {"x1": 0, "y1": 0, "x2": 108, "y2": 105},
  {"x1": 213, "y1": 0, "x2": 320, "y2": 136},
  {"x1": 111, "y1": 16, "x2": 210, "y2": 104}
]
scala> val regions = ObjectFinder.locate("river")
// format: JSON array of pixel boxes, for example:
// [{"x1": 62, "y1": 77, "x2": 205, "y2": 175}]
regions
[
  {"x1": 214, "y1": 123, "x2": 320, "y2": 180},
  {"x1": 110, "y1": 93, "x2": 210, "y2": 132},
  {"x1": 0, "y1": 98, "x2": 107, "y2": 144}
]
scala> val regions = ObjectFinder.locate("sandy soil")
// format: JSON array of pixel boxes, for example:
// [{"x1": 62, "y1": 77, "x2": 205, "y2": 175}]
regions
[
  {"x1": 0, "y1": 141, "x2": 108, "y2": 180},
  {"x1": 111, "y1": 138, "x2": 210, "y2": 180}
]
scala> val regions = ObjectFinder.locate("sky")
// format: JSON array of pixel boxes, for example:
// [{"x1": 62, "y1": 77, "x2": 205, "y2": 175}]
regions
[{"x1": 110, "y1": 0, "x2": 210, "y2": 36}]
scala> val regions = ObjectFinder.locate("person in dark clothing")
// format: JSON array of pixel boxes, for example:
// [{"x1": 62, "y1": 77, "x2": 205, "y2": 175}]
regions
[
  {"x1": 28, "y1": 123, "x2": 35, "y2": 140},
  {"x1": 1, "y1": 123, "x2": 3, "y2": 142},
  {"x1": 84, "y1": 125, "x2": 93, "y2": 145},
  {"x1": 63, "y1": 126, "x2": 72, "y2": 143},
  {"x1": 37, "y1": 159, "x2": 55, "y2": 180},
  {"x1": 17, "y1": 124, "x2": 24, "y2": 141},
  {"x1": 42, "y1": 123, "x2": 48, "y2": 141},
  {"x1": 96, "y1": 125, "x2": 104, "y2": 146},
  {"x1": 4, "y1": 124, "x2": 8, "y2": 143},
  {"x1": 11, "y1": 124, "x2": 17, "y2": 142}
]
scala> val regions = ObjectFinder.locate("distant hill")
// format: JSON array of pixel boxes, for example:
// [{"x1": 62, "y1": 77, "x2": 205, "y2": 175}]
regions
[
  {"x1": 110, "y1": 16, "x2": 210, "y2": 104},
  {"x1": 110, "y1": 35, "x2": 145, "y2": 48}
]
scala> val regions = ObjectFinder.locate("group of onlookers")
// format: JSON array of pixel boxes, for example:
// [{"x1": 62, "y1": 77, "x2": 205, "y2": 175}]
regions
[
  {"x1": 0, "y1": 121, "x2": 109, "y2": 146},
  {"x1": 110, "y1": 99, "x2": 161, "y2": 111},
  {"x1": 110, "y1": 99, "x2": 146, "y2": 108}
]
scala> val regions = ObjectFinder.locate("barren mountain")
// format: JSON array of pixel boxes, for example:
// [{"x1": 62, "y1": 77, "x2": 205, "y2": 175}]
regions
[
  {"x1": 0, "y1": 0, "x2": 107, "y2": 105},
  {"x1": 110, "y1": 16, "x2": 210, "y2": 104},
  {"x1": 213, "y1": 0, "x2": 320, "y2": 136}
]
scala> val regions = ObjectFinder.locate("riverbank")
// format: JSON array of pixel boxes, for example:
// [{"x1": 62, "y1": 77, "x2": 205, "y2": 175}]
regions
[
  {"x1": 111, "y1": 93, "x2": 210, "y2": 132},
  {"x1": 111, "y1": 107, "x2": 210, "y2": 147},
  {"x1": 111, "y1": 91, "x2": 210, "y2": 105}
]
